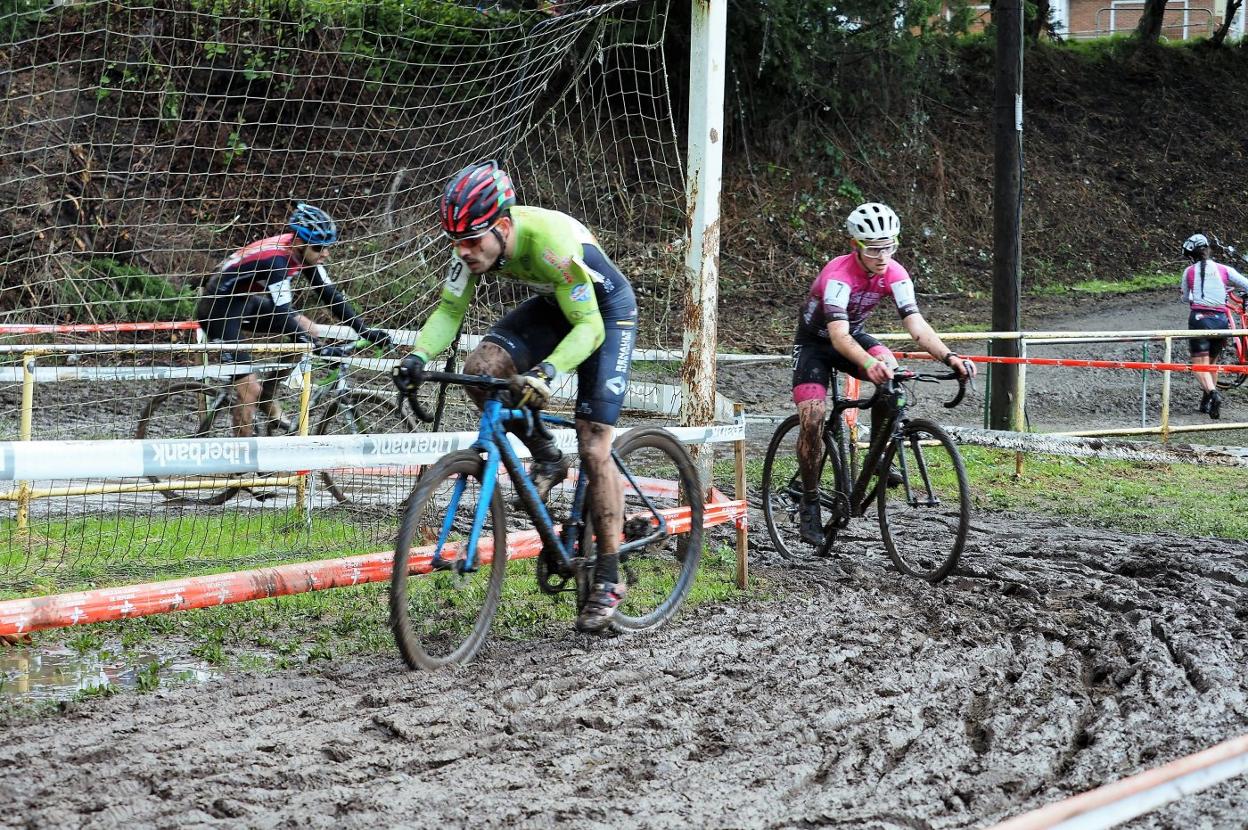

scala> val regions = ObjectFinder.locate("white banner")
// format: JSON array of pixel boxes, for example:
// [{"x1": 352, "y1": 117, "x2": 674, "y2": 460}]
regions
[{"x1": 0, "y1": 422, "x2": 745, "y2": 481}]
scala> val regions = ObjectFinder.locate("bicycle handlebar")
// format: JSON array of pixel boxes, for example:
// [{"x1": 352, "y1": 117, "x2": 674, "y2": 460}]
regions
[
  {"x1": 402, "y1": 370, "x2": 513, "y2": 424},
  {"x1": 840, "y1": 368, "x2": 970, "y2": 412}
]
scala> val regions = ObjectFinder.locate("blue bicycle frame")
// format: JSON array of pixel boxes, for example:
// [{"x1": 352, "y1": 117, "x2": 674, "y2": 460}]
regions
[{"x1": 426, "y1": 390, "x2": 670, "y2": 575}]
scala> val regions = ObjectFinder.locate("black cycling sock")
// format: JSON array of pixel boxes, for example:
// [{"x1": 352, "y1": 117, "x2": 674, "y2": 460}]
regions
[{"x1": 595, "y1": 553, "x2": 620, "y2": 585}]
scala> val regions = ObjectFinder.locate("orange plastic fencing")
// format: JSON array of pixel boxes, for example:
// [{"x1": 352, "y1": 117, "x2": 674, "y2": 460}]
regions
[{"x1": 0, "y1": 492, "x2": 746, "y2": 637}]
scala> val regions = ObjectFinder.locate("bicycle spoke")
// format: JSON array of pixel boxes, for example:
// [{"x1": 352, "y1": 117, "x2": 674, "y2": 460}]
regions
[
  {"x1": 877, "y1": 419, "x2": 969, "y2": 583},
  {"x1": 316, "y1": 390, "x2": 422, "y2": 509},
  {"x1": 390, "y1": 451, "x2": 507, "y2": 669},
  {"x1": 761, "y1": 413, "x2": 843, "y2": 558},
  {"x1": 586, "y1": 428, "x2": 702, "y2": 632}
]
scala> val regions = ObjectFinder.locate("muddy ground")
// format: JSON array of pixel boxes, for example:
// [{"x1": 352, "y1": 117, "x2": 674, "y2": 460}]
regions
[{"x1": 2, "y1": 291, "x2": 1248, "y2": 829}]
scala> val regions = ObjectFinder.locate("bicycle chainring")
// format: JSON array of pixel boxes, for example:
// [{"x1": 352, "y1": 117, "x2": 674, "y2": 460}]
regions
[{"x1": 535, "y1": 545, "x2": 575, "y2": 595}]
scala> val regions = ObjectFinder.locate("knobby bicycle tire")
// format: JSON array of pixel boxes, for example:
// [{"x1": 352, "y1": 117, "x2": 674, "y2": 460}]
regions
[
  {"x1": 389, "y1": 450, "x2": 508, "y2": 670},
  {"x1": 760, "y1": 413, "x2": 846, "y2": 559},
  {"x1": 314, "y1": 390, "x2": 421, "y2": 505},
  {"x1": 582, "y1": 427, "x2": 704, "y2": 632},
  {"x1": 877, "y1": 418, "x2": 969, "y2": 583},
  {"x1": 1215, "y1": 335, "x2": 1248, "y2": 390},
  {"x1": 134, "y1": 382, "x2": 240, "y2": 505}
]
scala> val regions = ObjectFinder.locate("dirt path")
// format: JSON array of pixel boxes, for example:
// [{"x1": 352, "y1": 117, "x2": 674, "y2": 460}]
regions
[
  {"x1": 3, "y1": 290, "x2": 1248, "y2": 829},
  {"x1": 2, "y1": 513, "x2": 1246, "y2": 829}
]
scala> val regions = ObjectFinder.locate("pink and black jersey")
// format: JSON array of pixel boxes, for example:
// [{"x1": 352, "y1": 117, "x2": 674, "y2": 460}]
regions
[
  {"x1": 796, "y1": 253, "x2": 920, "y2": 341},
  {"x1": 1182, "y1": 259, "x2": 1248, "y2": 312}
]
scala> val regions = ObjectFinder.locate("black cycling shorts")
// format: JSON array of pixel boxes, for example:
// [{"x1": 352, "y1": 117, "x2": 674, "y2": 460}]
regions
[
  {"x1": 791, "y1": 330, "x2": 888, "y2": 403},
  {"x1": 199, "y1": 292, "x2": 297, "y2": 375},
  {"x1": 483, "y1": 258, "x2": 638, "y2": 425},
  {"x1": 198, "y1": 292, "x2": 286, "y2": 343},
  {"x1": 1188, "y1": 309, "x2": 1230, "y2": 359}
]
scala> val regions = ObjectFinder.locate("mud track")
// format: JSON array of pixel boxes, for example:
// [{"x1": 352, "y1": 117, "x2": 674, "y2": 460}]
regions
[
  {"x1": 1, "y1": 514, "x2": 1247, "y2": 828},
  {"x1": 2, "y1": 292, "x2": 1248, "y2": 828}
]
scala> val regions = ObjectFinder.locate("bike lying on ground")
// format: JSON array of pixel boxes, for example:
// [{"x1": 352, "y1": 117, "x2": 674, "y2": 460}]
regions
[
  {"x1": 389, "y1": 370, "x2": 703, "y2": 669},
  {"x1": 134, "y1": 338, "x2": 418, "y2": 505},
  {"x1": 761, "y1": 368, "x2": 971, "y2": 582}
]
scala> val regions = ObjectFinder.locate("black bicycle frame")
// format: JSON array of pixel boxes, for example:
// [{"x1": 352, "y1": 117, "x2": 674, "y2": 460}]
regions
[{"x1": 824, "y1": 382, "x2": 904, "y2": 517}]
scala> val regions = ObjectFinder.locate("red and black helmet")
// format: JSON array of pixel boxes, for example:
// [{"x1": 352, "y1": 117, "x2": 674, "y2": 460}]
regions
[{"x1": 439, "y1": 160, "x2": 517, "y2": 239}]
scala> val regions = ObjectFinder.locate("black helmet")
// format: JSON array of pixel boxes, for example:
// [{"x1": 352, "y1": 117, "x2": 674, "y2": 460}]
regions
[
  {"x1": 439, "y1": 160, "x2": 516, "y2": 239},
  {"x1": 288, "y1": 203, "x2": 338, "y2": 246}
]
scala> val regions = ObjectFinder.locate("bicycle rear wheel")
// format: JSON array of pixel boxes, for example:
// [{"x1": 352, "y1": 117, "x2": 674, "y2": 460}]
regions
[
  {"x1": 134, "y1": 382, "x2": 240, "y2": 505},
  {"x1": 1215, "y1": 336, "x2": 1248, "y2": 390},
  {"x1": 877, "y1": 418, "x2": 969, "y2": 583},
  {"x1": 315, "y1": 390, "x2": 421, "y2": 505},
  {"x1": 583, "y1": 427, "x2": 703, "y2": 632},
  {"x1": 760, "y1": 413, "x2": 845, "y2": 558},
  {"x1": 390, "y1": 450, "x2": 508, "y2": 669}
]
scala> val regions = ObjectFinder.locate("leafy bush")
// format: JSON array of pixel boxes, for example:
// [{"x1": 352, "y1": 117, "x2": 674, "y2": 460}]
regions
[
  {"x1": 722, "y1": 0, "x2": 976, "y2": 143},
  {"x1": 63, "y1": 259, "x2": 196, "y2": 322}
]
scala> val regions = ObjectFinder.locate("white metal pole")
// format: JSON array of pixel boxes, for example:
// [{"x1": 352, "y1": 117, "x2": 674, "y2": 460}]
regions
[{"x1": 682, "y1": 0, "x2": 726, "y2": 429}]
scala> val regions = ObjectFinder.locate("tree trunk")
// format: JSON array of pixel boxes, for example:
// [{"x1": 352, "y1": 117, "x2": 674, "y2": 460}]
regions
[
  {"x1": 1025, "y1": 0, "x2": 1052, "y2": 40},
  {"x1": 1135, "y1": 0, "x2": 1169, "y2": 41},
  {"x1": 1212, "y1": 0, "x2": 1243, "y2": 44}
]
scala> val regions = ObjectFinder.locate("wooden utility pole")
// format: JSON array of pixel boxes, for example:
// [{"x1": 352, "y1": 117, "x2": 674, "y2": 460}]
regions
[{"x1": 991, "y1": 0, "x2": 1024, "y2": 430}]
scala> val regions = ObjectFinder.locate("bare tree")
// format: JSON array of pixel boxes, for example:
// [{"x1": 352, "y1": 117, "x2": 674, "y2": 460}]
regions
[
  {"x1": 1135, "y1": 0, "x2": 1169, "y2": 41},
  {"x1": 1025, "y1": 0, "x2": 1052, "y2": 40},
  {"x1": 1212, "y1": 0, "x2": 1244, "y2": 44}
]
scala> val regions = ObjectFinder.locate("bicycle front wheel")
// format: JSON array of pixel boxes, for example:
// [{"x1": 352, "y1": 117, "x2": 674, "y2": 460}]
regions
[
  {"x1": 315, "y1": 390, "x2": 422, "y2": 506},
  {"x1": 390, "y1": 450, "x2": 508, "y2": 669},
  {"x1": 1215, "y1": 336, "x2": 1248, "y2": 390},
  {"x1": 760, "y1": 413, "x2": 844, "y2": 559},
  {"x1": 584, "y1": 427, "x2": 703, "y2": 632},
  {"x1": 134, "y1": 382, "x2": 240, "y2": 505},
  {"x1": 877, "y1": 418, "x2": 969, "y2": 583}
]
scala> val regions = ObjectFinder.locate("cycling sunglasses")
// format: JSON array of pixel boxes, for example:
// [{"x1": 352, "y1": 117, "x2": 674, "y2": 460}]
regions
[
  {"x1": 443, "y1": 226, "x2": 496, "y2": 244},
  {"x1": 308, "y1": 244, "x2": 330, "y2": 253},
  {"x1": 856, "y1": 239, "x2": 899, "y2": 259}
]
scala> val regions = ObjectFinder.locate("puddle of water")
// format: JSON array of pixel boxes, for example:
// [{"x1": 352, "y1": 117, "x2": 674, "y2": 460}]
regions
[{"x1": 0, "y1": 645, "x2": 220, "y2": 702}]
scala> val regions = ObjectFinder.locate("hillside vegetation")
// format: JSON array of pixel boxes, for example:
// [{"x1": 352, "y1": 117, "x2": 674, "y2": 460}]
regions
[{"x1": 3, "y1": 0, "x2": 1247, "y2": 346}]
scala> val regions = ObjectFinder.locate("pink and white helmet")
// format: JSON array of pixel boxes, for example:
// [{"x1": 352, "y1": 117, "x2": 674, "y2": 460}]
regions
[{"x1": 846, "y1": 202, "x2": 900, "y2": 241}]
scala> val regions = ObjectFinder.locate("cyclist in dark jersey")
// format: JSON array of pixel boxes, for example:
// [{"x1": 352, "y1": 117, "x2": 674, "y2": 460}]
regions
[
  {"x1": 392, "y1": 161, "x2": 637, "y2": 633},
  {"x1": 198, "y1": 203, "x2": 390, "y2": 437},
  {"x1": 793, "y1": 202, "x2": 976, "y2": 546}
]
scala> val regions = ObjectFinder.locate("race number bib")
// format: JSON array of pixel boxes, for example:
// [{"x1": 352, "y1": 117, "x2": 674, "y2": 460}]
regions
[
  {"x1": 268, "y1": 277, "x2": 294, "y2": 307},
  {"x1": 445, "y1": 258, "x2": 469, "y2": 297}
]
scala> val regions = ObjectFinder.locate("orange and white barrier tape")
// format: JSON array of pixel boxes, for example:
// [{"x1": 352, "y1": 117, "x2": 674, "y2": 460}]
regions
[{"x1": 894, "y1": 351, "x2": 1248, "y2": 374}]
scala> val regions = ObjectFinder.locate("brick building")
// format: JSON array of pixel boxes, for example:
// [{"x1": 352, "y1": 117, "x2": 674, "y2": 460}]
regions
[{"x1": 964, "y1": 0, "x2": 1245, "y2": 39}]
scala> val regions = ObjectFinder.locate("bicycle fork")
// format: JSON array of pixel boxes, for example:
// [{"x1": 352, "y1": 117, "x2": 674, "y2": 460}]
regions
[{"x1": 431, "y1": 447, "x2": 502, "y2": 576}]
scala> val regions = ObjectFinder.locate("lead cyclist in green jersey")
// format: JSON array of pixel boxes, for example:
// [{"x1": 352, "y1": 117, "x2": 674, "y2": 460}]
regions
[{"x1": 392, "y1": 160, "x2": 639, "y2": 632}]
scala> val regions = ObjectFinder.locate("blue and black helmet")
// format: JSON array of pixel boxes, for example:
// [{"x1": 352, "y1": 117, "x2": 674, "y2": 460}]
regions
[{"x1": 288, "y1": 203, "x2": 338, "y2": 246}]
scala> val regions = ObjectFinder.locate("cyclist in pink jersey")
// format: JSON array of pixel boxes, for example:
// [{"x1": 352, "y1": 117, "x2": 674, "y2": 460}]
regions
[
  {"x1": 792, "y1": 202, "x2": 976, "y2": 546},
  {"x1": 1181, "y1": 233, "x2": 1248, "y2": 419}
]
